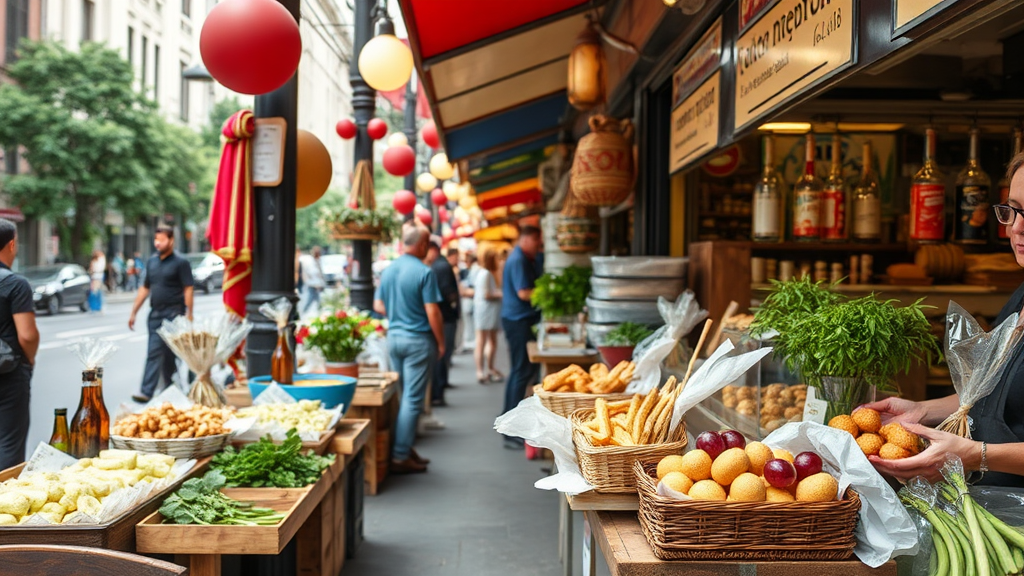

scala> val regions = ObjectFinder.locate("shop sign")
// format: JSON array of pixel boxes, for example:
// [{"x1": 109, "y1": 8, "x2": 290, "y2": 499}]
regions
[
  {"x1": 740, "y1": 0, "x2": 779, "y2": 32},
  {"x1": 672, "y1": 18, "x2": 722, "y2": 109},
  {"x1": 669, "y1": 71, "x2": 721, "y2": 174},
  {"x1": 893, "y1": 0, "x2": 959, "y2": 36},
  {"x1": 733, "y1": 0, "x2": 855, "y2": 132},
  {"x1": 252, "y1": 117, "x2": 287, "y2": 187}
]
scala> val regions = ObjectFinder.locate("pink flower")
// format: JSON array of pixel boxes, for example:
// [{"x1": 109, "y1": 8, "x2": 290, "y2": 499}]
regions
[
  {"x1": 375, "y1": 325, "x2": 384, "y2": 333},
  {"x1": 295, "y1": 325, "x2": 310, "y2": 344}
]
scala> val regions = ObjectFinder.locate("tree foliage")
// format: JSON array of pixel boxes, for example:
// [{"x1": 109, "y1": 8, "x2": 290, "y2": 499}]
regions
[{"x1": 0, "y1": 40, "x2": 207, "y2": 259}]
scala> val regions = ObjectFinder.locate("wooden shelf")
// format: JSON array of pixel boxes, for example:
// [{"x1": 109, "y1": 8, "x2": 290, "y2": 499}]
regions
[
  {"x1": 698, "y1": 212, "x2": 752, "y2": 218},
  {"x1": 750, "y1": 242, "x2": 908, "y2": 253}
]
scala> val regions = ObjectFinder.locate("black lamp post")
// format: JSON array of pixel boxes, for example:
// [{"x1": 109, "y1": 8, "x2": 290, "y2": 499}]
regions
[{"x1": 347, "y1": 0, "x2": 378, "y2": 311}]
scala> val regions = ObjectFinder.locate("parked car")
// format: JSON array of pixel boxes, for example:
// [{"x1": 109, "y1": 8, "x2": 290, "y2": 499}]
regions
[
  {"x1": 23, "y1": 264, "x2": 91, "y2": 315},
  {"x1": 187, "y1": 253, "x2": 225, "y2": 294},
  {"x1": 320, "y1": 254, "x2": 349, "y2": 286}
]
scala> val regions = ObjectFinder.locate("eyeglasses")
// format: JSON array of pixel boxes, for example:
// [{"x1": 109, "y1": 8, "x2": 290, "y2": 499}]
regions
[{"x1": 993, "y1": 204, "x2": 1024, "y2": 226}]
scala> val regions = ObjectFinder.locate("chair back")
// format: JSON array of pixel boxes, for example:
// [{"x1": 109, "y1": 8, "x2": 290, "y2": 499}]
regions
[{"x1": 0, "y1": 545, "x2": 188, "y2": 576}]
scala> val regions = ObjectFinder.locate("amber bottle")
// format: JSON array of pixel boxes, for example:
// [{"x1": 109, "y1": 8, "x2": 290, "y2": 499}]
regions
[
  {"x1": 70, "y1": 369, "x2": 104, "y2": 458},
  {"x1": 271, "y1": 325, "x2": 294, "y2": 384},
  {"x1": 49, "y1": 408, "x2": 70, "y2": 453},
  {"x1": 95, "y1": 366, "x2": 110, "y2": 449}
]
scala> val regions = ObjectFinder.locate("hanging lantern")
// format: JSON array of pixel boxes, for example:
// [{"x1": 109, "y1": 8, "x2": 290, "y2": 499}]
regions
[
  {"x1": 382, "y1": 144, "x2": 416, "y2": 176},
  {"x1": 392, "y1": 190, "x2": 417, "y2": 215},
  {"x1": 295, "y1": 130, "x2": 333, "y2": 208},
  {"x1": 387, "y1": 132, "x2": 408, "y2": 147},
  {"x1": 429, "y1": 152, "x2": 455, "y2": 180},
  {"x1": 442, "y1": 180, "x2": 459, "y2": 201},
  {"x1": 200, "y1": 0, "x2": 301, "y2": 95},
  {"x1": 567, "y1": 18, "x2": 606, "y2": 111},
  {"x1": 430, "y1": 188, "x2": 447, "y2": 206},
  {"x1": 416, "y1": 172, "x2": 438, "y2": 193},
  {"x1": 367, "y1": 118, "x2": 388, "y2": 140},
  {"x1": 357, "y1": 17, "x2": 413, "y2": 92},
  {"x1": 336, "y1": 119, "x2": 357, "y2": 140},
  {"x1": 421, "y1": 120, "x2": 440, "y2": 149}
]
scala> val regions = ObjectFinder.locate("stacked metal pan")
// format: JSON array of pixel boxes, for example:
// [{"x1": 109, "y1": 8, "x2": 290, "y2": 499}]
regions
[{"x1": 586, "y1": 256, "x2": 688, "y2": 345}]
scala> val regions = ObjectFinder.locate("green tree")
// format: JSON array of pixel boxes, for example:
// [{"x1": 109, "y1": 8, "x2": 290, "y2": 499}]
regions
[{"x1": 0, "y1": 40, "x2": 203, "y2": 260}]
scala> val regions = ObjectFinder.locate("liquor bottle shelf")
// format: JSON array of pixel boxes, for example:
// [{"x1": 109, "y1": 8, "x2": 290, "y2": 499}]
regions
[{"x1": 750, "y1": 242, "x2": 908, "y2": 252}]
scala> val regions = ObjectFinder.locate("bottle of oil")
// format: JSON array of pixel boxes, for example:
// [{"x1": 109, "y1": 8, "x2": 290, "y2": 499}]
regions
[
  {"x1": 95, "y1": 366, "x2": 110, "y2": 450},
  {"x1": 271, "y1": 325, "x2": 294, "y2": 384},
  {"x1": 49, "y1": 408, "x2": 70, "y2": 453},
  {"x1": 70, "y1": 369, "x2": 104, "y2": 458}
]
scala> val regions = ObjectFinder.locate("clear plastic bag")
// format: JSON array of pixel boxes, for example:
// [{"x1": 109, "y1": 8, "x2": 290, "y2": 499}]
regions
[
  {"x1": 938, "y1": 301, "x2": 1024, "y2": 438},
  {"x1": 67, "y1": 339, "x2": 119, "y2": 370},
  {"x1": 629, "y1": 291, "x2": 708, "y2": 393},
  {"x1": 158, "y1": 315, "x2": 253, "y2": 407},
  {"x1": 259, "y1": 296, "x2": 293, "y2": 329}
]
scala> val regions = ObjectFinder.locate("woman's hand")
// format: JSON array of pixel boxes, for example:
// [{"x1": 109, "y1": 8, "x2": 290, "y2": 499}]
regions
[
  {"x1": 868, "y1": 423, "x2": 981, "y2": 483},
  {"x1": 859, "y1": 397, "x2": 929, "y2": 426}
]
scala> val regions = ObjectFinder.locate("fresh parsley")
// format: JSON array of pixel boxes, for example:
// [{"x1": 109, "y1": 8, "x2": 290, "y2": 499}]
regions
[
  {"x1": 603, "y1": 322, "x2": 654, "y2": 347},
  {"x1": 211, "y1": 429, "x2": 335, "y2": 488}
]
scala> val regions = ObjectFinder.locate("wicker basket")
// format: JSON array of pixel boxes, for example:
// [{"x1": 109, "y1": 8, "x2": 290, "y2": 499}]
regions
[
  {"x1": 331, "y1": 220, "x2": 382, "y2": 241},
  {"x1": 570, "y1": 408, "x2": 687, "y2": 493},
  {"x1": 633, "y1": 460, "x2": 860, "y2": 561},
  {"x1": 533, "y1": 384, "x2": 631, "y2": 418},
  {"x1": 110, "y1": 432, "x2": 233, "y2": 459}
]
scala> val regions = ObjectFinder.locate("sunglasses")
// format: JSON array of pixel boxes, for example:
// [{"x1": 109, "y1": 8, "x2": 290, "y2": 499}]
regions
[{"x1": 993, "y1": 204, "x2": 1024, "y2": 226}]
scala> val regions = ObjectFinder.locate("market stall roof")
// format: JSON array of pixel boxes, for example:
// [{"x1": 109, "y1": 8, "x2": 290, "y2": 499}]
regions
[{"x1": 398, "y1": 0, "x2": 606, "y2": 161}]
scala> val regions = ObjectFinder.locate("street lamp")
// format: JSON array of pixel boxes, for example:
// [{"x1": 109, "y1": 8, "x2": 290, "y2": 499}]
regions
[
  {"x1": 357, "y1": 3, "x2": 413, "y2": 92},
  {"x1": 182, "y1": 63, "x2": 214, "y2": 82}
]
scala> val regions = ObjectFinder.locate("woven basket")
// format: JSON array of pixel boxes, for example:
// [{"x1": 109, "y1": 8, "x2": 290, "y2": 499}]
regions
[
  {"x1": 633, "y1": 460, "x2": 860, "y2": 561},
  {"x1": 570, "y1": 408, "x2": 687, "y2": 493},
  {"x1": 331, "y1": 220, "x2": 382, "y2": 241},
  {"x1": 533, "y1": 384, "x2": 631, "y2": 418},
  {"x1": 110, "y1": 432, "x2": 233, "y2": 459}
]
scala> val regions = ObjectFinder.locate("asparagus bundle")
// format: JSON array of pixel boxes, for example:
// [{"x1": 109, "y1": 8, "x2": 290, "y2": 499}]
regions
[{"x1": 900, "y1": 456, "x2": 1024, "y2": 576}]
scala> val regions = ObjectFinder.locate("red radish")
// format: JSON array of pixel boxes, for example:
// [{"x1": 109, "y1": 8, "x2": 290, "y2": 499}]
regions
[
  {"x1": 794, "y1": 452, "x2": 823, "y2": 482},
  {"x1": 721, "y1": 429, "x2": 746, "y2": 450},
  {"x1": 695, "y1": 431, "x2": 726, "y2": 460},
  {"x1": 763, "y1": 458, "x2": 797, "y2": 488}
]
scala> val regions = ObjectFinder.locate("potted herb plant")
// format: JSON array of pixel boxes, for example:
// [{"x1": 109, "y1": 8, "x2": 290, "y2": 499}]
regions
[
  {"x1": 326, "y1": 206, "x2": 400, "y2": 243},
  {"x1": 597, "y1": 322, "x2": 653, "y2": 366},
  {"x1": 296, "y1": 309, "x2": 384, "y2": 377},
  {"x1": 531, "y1": 266, "x2": 591, "y2": 350}
]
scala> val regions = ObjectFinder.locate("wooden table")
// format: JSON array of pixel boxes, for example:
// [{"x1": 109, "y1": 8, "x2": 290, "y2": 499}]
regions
[
  {"x1": 348, "y1": 373, "x2": 399, "y2": 495},
  {"x1": 560, "y1": 491, "x2": 639, "y2": 576},
  {"x1": 527, "y1": 341, "x2": 600, "y2": 377},
  {"x1": 587, "y1": 511, "x2": 897, "y2": 576}
]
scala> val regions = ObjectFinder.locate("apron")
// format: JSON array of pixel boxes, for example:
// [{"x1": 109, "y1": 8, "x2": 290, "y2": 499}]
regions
[{"x1": 968, "y1": 281, "x2": 1024, "y2": 488}]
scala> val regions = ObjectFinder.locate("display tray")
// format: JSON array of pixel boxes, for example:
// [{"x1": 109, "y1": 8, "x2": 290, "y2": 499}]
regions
[
  {"x1": 230, "y1": 428, "x2": 336, "y2": 456},
  {"x1": 0, "y1": 458, "x2": 208, "y2": 551},
  {"x1": 135, "y1": 453, "x2": 345, "y2": 556}
]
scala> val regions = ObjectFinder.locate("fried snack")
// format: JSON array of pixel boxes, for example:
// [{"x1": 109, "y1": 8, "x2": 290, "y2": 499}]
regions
[
  {"x1": 579, "y1": 379, "x2": 683, "y2": 447},
  {"x1": 632, "y1": 389, "x2": 660, "y2": 442},
  {"x1": 542, "y1": 364, "x2": 590, "y2": 391},
  {"x1": 543, "y1": 361, "x2": 636, "y2": 394},
  {"x1": 113, "y1": 403, "x2": 232, "y2": 439},
  {"x1": 589, "y1": 363, "x2": 609, "y2": 381},
  {"x1": 595, "y1": 399, "x2": 612, "y2": 442}
]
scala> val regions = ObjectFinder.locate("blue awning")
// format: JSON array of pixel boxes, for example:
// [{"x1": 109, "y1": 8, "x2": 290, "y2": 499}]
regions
[
  {"x1": 444, "y1": 92, "x2": 567, "y2": 161},
  {"x1": 468, "y1": 134, "x2": 560, "y2": 172}
]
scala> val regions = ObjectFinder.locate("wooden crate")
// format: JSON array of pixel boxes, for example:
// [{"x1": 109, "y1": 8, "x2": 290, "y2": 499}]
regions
[
  {"x1": 330, "y1": 419, "x2": 371, "y2": 456},
  {"x1": 0, "y1": 459, "x2": 207, "y2": 551}
]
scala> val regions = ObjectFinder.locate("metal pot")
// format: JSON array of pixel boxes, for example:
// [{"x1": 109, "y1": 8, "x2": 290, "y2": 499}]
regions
[
  {"x1": 589, "y1": 276, "x2": 686, "y2": 301},
  {"x1": 586, "y1": 297, "x2": 663, "y2": 325},
  {"x1": 590, "y1": 256, "x2": 688, "y2": 279}
]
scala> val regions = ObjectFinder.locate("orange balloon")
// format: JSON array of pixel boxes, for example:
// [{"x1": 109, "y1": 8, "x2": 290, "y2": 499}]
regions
[{"x1": 296, "y1": 129, "x2": 333, "y2": 208}]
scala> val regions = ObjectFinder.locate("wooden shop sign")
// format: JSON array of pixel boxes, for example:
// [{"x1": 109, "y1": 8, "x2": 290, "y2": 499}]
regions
[{"x1": 670, "y1": 71, "x2": 721, "y2": 174}]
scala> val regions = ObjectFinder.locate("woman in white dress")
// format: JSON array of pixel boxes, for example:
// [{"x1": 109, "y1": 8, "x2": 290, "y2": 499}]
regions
[{"x1": 473, "y1": 248, "x2": 503, "y2": 383}]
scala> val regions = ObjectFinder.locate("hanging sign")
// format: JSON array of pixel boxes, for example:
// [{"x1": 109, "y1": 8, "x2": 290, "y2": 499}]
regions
[
  {"x1": 893, "y1": 0, "x2": 959, "y2": 36},
  {"x1": 252, "y1": 118, "x2": 287, "y2": 187},
  {"x1": 670, "y1": 71, "x2": 721, "y2": 174},
  {"x1": 733, "y1": 0, "x2": 855, "y2": 132},
  {"x1": 672, "y1": 18, "x2": 723, "y2": 109}
]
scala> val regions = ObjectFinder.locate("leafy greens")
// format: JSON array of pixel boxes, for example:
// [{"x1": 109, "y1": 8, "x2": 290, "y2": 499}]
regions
[
  {"x1": 159, "y1": 470, "x2": 284, "y2": 526},
  {"x1": 212, "y1": 428, "x2": 335, "y2": 488}
]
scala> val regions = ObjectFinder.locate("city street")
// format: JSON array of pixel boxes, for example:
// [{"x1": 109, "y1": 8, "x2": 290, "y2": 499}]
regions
[{"x1": 24, "y1": 290, "x2": 227, "y2": 454}]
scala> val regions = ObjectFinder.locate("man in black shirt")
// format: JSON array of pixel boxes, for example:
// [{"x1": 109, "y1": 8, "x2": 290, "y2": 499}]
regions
[
  {"x1": 128, "y1": 225, "x2": 194, "y2": 402},
  {"x1": 427, "y1": 241, "x2": 459, "y2": 406},
  {"x1": 0, "y1": 219, "x2": 39, "y2": 469}
]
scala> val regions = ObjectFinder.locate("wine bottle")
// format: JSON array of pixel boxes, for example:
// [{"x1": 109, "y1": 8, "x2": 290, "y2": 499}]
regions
[
  {"x1": 271, "y1": 325, "x2": 295, "y2": 384},
  {"x1": 954, "y1": 127, "x2": 990, "y2": 244},
  {"x1": 793, "y1": 134, "x2": 823, "y2": 241},
  {"x1": 753, "y1": 135, "x2": 783, "y2": 242},
  {"x1": 49, "y1": 408, "x2": 70, "y2": 454},
  {"x1": 852, "y1": 141, "x2": 882, "y2": 242},
  {"x1": 821, "y1": 133, "x2": 848, "y2": 241},
  {"x1": 910, "y1": 128, "x2": 945, "y2": 243},
  {"x1": 70, "y1": 369, "x2": 103, "y2": 458},
  {"x1": 95, "y1": 366, "x2": 109, "y2": 450},
  {"x1": 998, "y1": 129, "x2": 1022, "y2": 240}
]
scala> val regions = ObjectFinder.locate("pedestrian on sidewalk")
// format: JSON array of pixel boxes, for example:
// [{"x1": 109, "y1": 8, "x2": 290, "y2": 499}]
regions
[
  {"x1": 128, "y1": 225, "x2": 194, "y2": 403},
  {"x1": 457, "y1": 252, "x2": 478, "y2": 353},
  {"x1": 373, "y1": 223, "x2": 443, "y2": 474},
  {"x1": 427, "y1": 242, "x2": 460, "y2": 406},
  {"x1": 300, "y1": 246, "x2": 326, "y2": 315},
  {"x1": 0, "y1": 219, "x2": 38, "y2": 470},
  {"x1": 473, "y1": 248, "x2": 503, "y2": 384},
  {"x1": 88, "y1": 250, "x2": 106, "y2": 313},
  {"x1": 500, "y1": 226, "x2": 542, "y2": 450}
]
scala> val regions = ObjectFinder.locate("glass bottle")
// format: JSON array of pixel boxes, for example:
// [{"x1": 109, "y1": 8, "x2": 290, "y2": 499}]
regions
[
  {"x1": 910, "y1": 128, "x2": 946, "y2": 243},
  {"x1": 70, "y1": 369, "x2": 103, "y2": 458},
  {"x1": 821, "y1": 133, "x2": 848, "y2": 242},
  {"x1": 271, "y1": 325, "x2": 294, "y2": 384},
  {"x1": 954, "y1": 127, "x2": 990, "y2": 244},
  {"x1": 793, "y1": 134, "x2": 823, "y2": 241},
  {"x1": 753, "y1": 135, "x2": 784, "y2": 243},
  {"x1": 95, "y1": 366, "x2": 110, "y2": 450},
  {"x1": 49, "y1": 408, "x2": 70, "y2": 454},
  {"x1": 998, "y1": 129, "x2": 1022, "y2": 240},
  {"x1": 852, "y1": 141, "x2": 882, "y2": 242}
]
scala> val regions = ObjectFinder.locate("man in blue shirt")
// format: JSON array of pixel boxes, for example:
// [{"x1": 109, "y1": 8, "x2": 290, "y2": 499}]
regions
[
  {"x1": 500, "y1": 225, "x2": 543, "y2": 449},
  {"x1": 374, "y1": 223, "x2": 444, "y2": 473}
]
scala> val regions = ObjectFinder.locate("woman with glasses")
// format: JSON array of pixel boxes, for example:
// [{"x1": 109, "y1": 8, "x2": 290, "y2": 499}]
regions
[{"x1": 860, "y1": 152, "x2": 1024, "y2": 486}]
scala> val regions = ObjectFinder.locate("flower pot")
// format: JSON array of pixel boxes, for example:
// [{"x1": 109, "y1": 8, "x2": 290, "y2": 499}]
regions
[
  {"x1": 814, "y1": 375, "x2": 876, "y2": 422},
  {"x1": 598, "y1": 345, "x2": 635, "y2": 367},
  {"x1": 324, "y1": 361, "x2": 359, "y2": 378}
]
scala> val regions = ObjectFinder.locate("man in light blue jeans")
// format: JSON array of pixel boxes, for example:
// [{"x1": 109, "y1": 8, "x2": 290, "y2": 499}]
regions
[{"x1": 374, "y1": 223, "x2": 444, "y2": 474}]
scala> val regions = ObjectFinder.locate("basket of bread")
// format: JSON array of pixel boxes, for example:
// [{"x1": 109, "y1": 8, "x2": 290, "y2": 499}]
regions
[{"x1": 533, "y1": 361, "x2": 635, "y2": 417}]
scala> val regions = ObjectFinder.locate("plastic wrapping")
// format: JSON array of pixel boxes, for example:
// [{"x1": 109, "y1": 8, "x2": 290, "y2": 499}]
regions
[
  {"x1": 234, "y1": 383, "x2": 342, "y2": 442},
  {"x1": 629, "y1": 291, "x2": 708, "y2": 393},
  {"x1": 67, "y1": 339, "x2": 119, "y2": 370},
  {"x1": 938, "y1": 301, "x2": 1024, "y2": 438},
  {"x1": 158, "y1": 315, "x2": 253, "y2": 407},
  {"x1": 668, "y1": 340, "x2": 773, "y2": 430},
  {"x1": 259, "y1": 297, "x2": 293, "y2": 329}
]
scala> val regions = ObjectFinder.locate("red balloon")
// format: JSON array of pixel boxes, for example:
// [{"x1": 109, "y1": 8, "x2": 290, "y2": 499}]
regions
[
  {"x1": 367, "y1": 118, "x2": 388, "y2": 140},
  {"x1": 392, "y1": 190, "x2": 417, "y2": 215},
  {"x1": 422, "y1": 120, "x2": 440, "y2": 149},
  {"x1": 430, "y1": 188, "x2": 447, "y2": 206},
  {"x1": 417, "y1": 210, "x2": 434, "y2": 226},
  {"x1": 438, "y1": 207, "x2": 449, "y2": 223},
  {"x1": 200, "y1": 0, "x2": 301, "y2": 95},
  {"x1": 336, "y1": 119, "x2": 356, "y2": 140},
  {"x1": 443, "y1": 231, "x2": 455, "y2": 244},
  {"x1": 382, "y1": 145, "x2": 416, "y2": 177}
]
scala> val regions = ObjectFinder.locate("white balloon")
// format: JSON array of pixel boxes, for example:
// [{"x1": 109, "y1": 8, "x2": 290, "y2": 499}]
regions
[
  {"x1": 357, "y1": 34, "x2": 413, "y2": 92},
  {"x1": 416, "y1": 172, "x2": 438, "y2": 193},
  {"x1": 387, "y1": 132, "x2": 409, "y2": 147},
  {"x1": 429, "y1": 153, "x2": 455, "y2": 180}
]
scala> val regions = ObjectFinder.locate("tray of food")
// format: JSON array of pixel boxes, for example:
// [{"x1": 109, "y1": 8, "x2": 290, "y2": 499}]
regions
[{"x1": 534, "y1": 361, "x2": 636, "y2": 417}]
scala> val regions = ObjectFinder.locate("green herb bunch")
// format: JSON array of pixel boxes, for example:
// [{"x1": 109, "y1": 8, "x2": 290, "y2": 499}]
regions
[
  {"x1": 750, "y1": 277, "x2": 844, "y2": 360},
  {"x1": 531, "y1": 266, "x2": 592, "y2": 320},
  {"x1": 212, "y1": 429, "x2": 335, "y2": 488},
  {"x1": 603, "y1": 322, "x2": 654, "y2": 347},
  {"x1": 159, "y1": 470, "x2": 284, "y2": 526}
]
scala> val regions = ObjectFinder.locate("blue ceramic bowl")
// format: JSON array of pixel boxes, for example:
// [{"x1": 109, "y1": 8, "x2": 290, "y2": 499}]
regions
[{"x1": 247, "y1": 374, "x2": 357, "y2": 414}]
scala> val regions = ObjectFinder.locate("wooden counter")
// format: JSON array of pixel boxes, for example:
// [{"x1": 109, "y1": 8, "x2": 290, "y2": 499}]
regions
[
  {"x1": 527, "y1": 341, "x2": 600, "y2": 376},
  {"x1": 348, "y1": 372, "x2": 399, "y2": 495}
]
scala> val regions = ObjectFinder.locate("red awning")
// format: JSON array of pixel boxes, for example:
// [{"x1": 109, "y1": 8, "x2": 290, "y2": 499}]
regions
[{"x1": 0, "y1": 208, "x2": 25, "y2": 222}]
